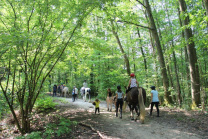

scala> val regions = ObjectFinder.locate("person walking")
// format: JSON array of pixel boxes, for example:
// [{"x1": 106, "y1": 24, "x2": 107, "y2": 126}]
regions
[
  {"x1": 57, "y1": 84, "x2": 61, "y2": 97},
  {"x1": 74, "y1": 86, "x2": 78, "y2": 100},
  {"x1": 106, "y1": 88, "x2": 113, "y2": 111},
  {"x1": 115, "y1": 86, "x2": 124, "y2": 119},
  {"x1": 53, "y1": 84, "x2": 57, "y2": 97},
  {"x1": 72, "y1": 87, "x2": 76, "y2": 102},
  {"x1": 150, "y1": 86, "x2": 160, "y2": 117}
]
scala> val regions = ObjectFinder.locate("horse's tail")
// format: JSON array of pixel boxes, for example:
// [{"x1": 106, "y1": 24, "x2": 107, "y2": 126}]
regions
[{"x1": 138, "y1": 87, "x2": 145, "y2": 124}]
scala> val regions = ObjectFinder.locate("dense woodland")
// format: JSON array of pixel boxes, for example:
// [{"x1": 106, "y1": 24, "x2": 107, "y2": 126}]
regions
[{"x1": 0, "y1": 0, "x2": 208, "y2": 135}]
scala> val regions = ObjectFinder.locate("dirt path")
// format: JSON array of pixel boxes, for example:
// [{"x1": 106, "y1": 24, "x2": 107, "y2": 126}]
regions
[{"x1": 56, "y1": 97, "x2": 208, "y2": 139}]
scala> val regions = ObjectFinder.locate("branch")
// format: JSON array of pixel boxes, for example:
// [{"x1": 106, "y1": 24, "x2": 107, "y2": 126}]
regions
[
  {"x1": 136, "y1": 0, "x2": 147, "y2": 8},
  {"x1": 92, "y1": 14, "x2": 153, "y2": 30},
  {"x1": 117, "y1": 20, "x2": 154, "y2": 30},
  {"x1": 32, "y1": 6, "x2": 96, "y2": 109}
]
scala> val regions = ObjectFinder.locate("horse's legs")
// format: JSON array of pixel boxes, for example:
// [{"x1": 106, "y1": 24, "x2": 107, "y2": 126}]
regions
[
  {"x1": 88, "y1": 93, "x2": 91, "y2": 102},
  {"x1": 128, "y1": 105, "x2": 134, "y2": 120},
  {"x1": 134, "y1": 105, "x2": 139, "y2": 121},
  {"x1": 84, "y1": 93, "x2": 87, "y2": 102}
]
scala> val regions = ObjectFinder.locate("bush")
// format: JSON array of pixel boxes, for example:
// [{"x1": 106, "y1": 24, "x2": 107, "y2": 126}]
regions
[
  {"x1": 16, "y1": 132, "x2": 42, "y2": 139},
  {"x1": 34, "y1": 94, "x2": 57, "y2": 113},
  {"x1": 0, "y1": 92, "x2": 10, "y2": 119},
  {"x1": 43, "y1": 118, "x2": 77, "y2": 138}
]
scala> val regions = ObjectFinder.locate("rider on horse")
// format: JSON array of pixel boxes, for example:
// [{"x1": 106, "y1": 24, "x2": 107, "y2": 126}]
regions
[{"x1": 126, "y1": 73, "x2": 139, "y2": 94}]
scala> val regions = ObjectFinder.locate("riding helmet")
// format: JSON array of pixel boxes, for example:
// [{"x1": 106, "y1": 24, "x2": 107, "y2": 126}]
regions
[
  {"x1": 130, "y1": 73, "x2": 135, "y2": 77},
  {"x1": 150, "y1": 86, "x2": 155, "y2": 90},
  {"x1": 117, "y1": 85, "x2": 121, "y2": 90}
]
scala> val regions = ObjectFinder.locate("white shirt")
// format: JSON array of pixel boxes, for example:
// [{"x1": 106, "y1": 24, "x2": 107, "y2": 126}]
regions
[
  {"x1": 116, "y1": 91, "x2": 123, "y2": 99},
  {"x1": 130, "y1": 78, "x2": 137, "y2": 88},
  {"x1": 83, "y1": 82, "x2": 88, "y2": 88},
  {"x1": 75, "y1": 88, "x2": 78, "y2": 94}
]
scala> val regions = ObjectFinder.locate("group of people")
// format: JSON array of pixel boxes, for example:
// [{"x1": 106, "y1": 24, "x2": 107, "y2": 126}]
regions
[
  {"x1": 93, "y1": 73, "x2": 160, "y2": 118},
  {"x1": 52, "y1": 80, "x2": 89, "y2": 102},
  {"x1": 53, "y1": 75, "x2": 160, "y2": 118},
  {"x1": 52, "y1": 84, "x2": 65, "y2": 97}
]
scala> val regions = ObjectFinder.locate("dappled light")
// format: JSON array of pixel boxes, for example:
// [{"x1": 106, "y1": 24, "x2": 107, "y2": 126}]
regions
[{"x1": 0, "y1": 0, "x2": 208, "y2": 138}]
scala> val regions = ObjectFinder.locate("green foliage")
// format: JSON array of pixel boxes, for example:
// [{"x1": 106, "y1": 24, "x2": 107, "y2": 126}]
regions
[
  {"x1": 15, "y1": 117, "x2": 77, "y2": 139},
  {"x1": 16, "y1": 132, "x2": 42, "y2": 139},
  {"x1": 43, "y1": 118, "x2": 77, "y2": 138},
  {"x1": 34, "y1": 94, "x2": 57, "y2": 113},
  {"x1": 0, "y1": 92, "x2": 8, "y2": 119}
]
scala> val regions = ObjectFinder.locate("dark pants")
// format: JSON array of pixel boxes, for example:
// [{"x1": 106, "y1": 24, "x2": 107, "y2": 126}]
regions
[
  {"x1": 116, "y1": 99, "x2": 123, "y2": 117},
  {"x1": 53, "y1": 91, "x2": 57, "y2": 97},
  {"x1": 57, "y1": 89, "x2": 61, "y2": 96},
  {"x1": 95, "y1": 107, "x2": 100, "y2": 114},
  {"x1": 72, "y1": 94, "x2": 76, "y2": 102},
  {"x1": 150, "y1": 102, "x2": 159, "y2": 116}
]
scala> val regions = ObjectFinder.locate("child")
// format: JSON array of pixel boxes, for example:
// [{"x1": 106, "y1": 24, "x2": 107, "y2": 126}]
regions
[
  {"x1": 116, "y1": 86, "x2": 124, "y2": 119},
  {"x1": 93, "y1": 99, "x2": 100, "y2": 114},
  {"x1": 127, "y1": 73, "x2": 139, "y2": 94},
  {"x1": 150, "y1": 86, "x2": 160, "y2": 117}
]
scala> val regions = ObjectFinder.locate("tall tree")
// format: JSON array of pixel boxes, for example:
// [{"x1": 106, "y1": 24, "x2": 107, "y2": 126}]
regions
[
  {"x1": 178, "y1": 0, "x2": 201, "y2": 107},
  {"x1": 143, "y1": 0, "x2": 172, "y2": 104},
  {"x1": 0, "y1": 0, "x2": 95, "y2": 134}
]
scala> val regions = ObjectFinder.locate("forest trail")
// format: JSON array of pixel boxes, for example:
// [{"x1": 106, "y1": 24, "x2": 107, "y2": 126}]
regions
[{"x1": 55, "y1": 97, "x2": 207, "y2": 139}]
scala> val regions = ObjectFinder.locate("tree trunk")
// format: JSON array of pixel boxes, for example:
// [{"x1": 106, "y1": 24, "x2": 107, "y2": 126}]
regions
[
  {"x1": 144, "y1": 11, "x2": 160, "y2": 88},
  {"x1": 110, "y1": 20, "x2": 131, "y2": 75},
  {"x1": 136, "y1": 27, "x2": 148, "y2": 87},
  {"x1": 144, "y1": 0, "x2": 172, "y2": 104},
  {"x1": 179, "y1": 0, "x2": 201, "y2": 107},
  {"x1": 177, "y1": 7, "x2": 191, "y2": 100},
  {"x1": 203, "y1": 0, "x2": 208, "y2": 16},
  {"x1": 165, "y1": 6, "x2": 182, "y2": 107}
]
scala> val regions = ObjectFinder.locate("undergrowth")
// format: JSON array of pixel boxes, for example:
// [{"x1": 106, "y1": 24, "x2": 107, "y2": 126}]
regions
[
  {"x1": 34, "y1": 93, "x2": 57, "y2": 113},
  {"x1": 16, "y1": 117, "x2": 77, "y2": 139}
]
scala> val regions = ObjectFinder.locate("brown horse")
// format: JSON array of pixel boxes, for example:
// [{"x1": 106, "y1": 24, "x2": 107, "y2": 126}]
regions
[{"x1": 126, "y1": 87, "x2": 146, "y2": 123}]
